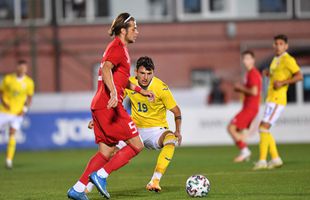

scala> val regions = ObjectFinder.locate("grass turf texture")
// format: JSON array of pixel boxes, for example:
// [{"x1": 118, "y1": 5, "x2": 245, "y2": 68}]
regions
[{"x1": 0, "y1": 144, "x2": 309, "y2": 200}]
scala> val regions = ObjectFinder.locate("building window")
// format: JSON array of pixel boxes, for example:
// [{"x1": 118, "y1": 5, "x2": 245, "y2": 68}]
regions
[
  {"x1": 209, "y1": 0, "x2": 226, "y2": 12},
  {"x1": 295, "y1": 0, "x2": 310, "y2": 18},
  {"x1": 0, "y1": 0, "x2": 50, "y2": 26},
  {"x1": 259, "y1": 0, "x2": 288, "y2": 13},
  {"x1": 0, "y1": 0, "x2": 14, "y2": 20},
  {"x1": 183, "y1": 0, "x2": 201, "y2": 13}
]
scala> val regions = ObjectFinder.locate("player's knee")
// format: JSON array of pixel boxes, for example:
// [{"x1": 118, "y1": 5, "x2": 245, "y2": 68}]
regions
[
  {"x1": 163, "y1": 133, "x2": 177, "y2": 146},
  {"x1": 259, "y1": 122, "x2": 270, "y2": 133}
]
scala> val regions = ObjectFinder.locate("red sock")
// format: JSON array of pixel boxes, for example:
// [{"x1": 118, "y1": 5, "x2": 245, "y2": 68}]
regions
[
  {"x1": 103, "y1": 144, "x2": 141, "y2": 174},
  {"x1": 79, "y1": 152, "x2": 109, "y2": 185},
  {"x1": 236, "y1": 141, "x2": 247, "y2": 150}
]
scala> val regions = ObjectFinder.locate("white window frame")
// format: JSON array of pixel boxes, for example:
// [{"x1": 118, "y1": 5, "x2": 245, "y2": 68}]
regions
[{"x1": 295, "y1": 0, "x2": 310, "y2": 18}]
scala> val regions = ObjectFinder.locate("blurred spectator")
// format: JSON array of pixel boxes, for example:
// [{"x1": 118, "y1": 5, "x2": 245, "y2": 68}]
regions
[{"x1": 207, "y1": 78, "x2": 228, "y2": 105}]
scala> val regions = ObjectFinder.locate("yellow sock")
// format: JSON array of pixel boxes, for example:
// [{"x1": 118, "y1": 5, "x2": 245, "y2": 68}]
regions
[
  {"x1": 259, "y1": 132, "x2": 270, "y2": 161},
  {"x1": 7, "y1": 135, "x2": 16, "y2": 161},
  {"x1": 268, "y1": 133, "x2": 280, "y2": 159},
  {"x1": 153, "y1": 134, "x2": 176, "y2": 180}
]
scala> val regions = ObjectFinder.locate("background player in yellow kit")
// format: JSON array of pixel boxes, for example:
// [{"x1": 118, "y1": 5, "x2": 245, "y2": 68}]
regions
[
  {"x1": 253, "y1": 34, "x2": 303, "y2": 170},
  {"x1": 87, "y1": 56, "x2": 181, "y2": 192},
  {"x1": 0, "y1": 60, "x2": 34, "y2": 169}
]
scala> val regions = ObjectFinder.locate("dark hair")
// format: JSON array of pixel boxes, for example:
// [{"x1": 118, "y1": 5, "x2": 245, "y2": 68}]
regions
[
  {"x1": 17, "y1": 60, "x2": 27, "y2": 65},
  {"x1": 136, "y1": 56, "x2": 155, "y2": 71},
  {"x1": 108, "y1": 13, "x2": 135, "y2": 36},
  {"x1": 242, "y1": 50, "x2": 255, "y2": 58},
  {"x1": 274, "y1": 34, "x2": 288, "y2": 43}
]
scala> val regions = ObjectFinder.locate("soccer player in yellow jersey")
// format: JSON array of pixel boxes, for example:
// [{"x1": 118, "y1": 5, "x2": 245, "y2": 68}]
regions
[
  {"x1": 253, "y1": 35, "x2": 303, "y2": 170},
  {"x1": 124, "y1": 56, "x2": 181, "y2": 192},
  {"x1": 86, "y1": 56, "x2": 181, "y2": 193},
  {"x1": 0, "y1": 60, "x2": 34, "y2": 169}
]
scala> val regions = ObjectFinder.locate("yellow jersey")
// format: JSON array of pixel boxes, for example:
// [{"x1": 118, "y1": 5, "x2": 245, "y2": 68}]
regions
[
  {"x1": 266, "y1": 52, "x2": 300, "y2": 105},
  {"x1": 125, "y1": 76, "x2": 177, "y2": 128},
  {"x1": 0, "y1": 73, "x2": 34, "y2": 115}
]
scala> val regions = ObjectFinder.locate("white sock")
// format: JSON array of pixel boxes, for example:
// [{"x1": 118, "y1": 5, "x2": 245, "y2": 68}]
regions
[
  {"x1": 151, "y1": 172, "x2": 162, "y2": 181},
  {"x1": 73, "y1": 181, "x2": 86, "y2": 193},
  {"x1": 97, "y1": 168, "x2": 109, "y2": 178},
  {"x1": 241, "y1": 147, "x2": 250, "y2": 154},
  {"x1": 86, "y1": 182, "x2": 94, "y2": 192}
]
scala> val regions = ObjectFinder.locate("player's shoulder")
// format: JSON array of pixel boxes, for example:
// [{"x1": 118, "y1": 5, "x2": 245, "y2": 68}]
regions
[
  {"x1": 151, "y1": 77, "x2": 171, "y2": 95},
  {"x1": 129, "y1": 76, "x2": 138, "y2": 84},
  {"x1": 24, "y1": 75, "x2": 34, "y2": 84},
  {"x1": 282, "y1": 52, "x2": 296, "y2": 62},
  {"x1": 3, "y1": 73, "x2": 15, "y2": 81}
]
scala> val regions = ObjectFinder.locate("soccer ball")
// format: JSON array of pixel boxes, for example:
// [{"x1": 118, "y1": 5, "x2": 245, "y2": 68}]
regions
[{"x1": 186, "y1": 175, "x2": 210, "y2": 197}]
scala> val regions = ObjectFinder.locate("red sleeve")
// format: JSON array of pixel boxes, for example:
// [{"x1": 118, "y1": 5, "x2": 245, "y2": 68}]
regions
[
  {"x1": 247, "y1": 71, "x2": 261, "y2": 88},
  {"x1": 101, "y1": 46, "x2": 122, "y2": 66}
]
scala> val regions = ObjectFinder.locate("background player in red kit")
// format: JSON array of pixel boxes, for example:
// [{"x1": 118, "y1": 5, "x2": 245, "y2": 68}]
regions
[
  {"x1": 67, "y1": 13, "x2": 153, "y2": 200},
  {"x1": 227, "y1": 50, "x2": 262, "y2": 163}
]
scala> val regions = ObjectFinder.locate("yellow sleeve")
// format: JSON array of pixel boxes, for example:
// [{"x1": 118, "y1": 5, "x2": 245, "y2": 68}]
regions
[
  {"x1": 27, "y1": 79, "x2": 35, "y2": 96},
  {"x1": 287, "y1": 57, "x2": 300, "y2": 74},
  {"x1": 160, "y1": 86, "x2": 177, "y2": 110},
  {"x1": 123, "y1": 89, "x2": 129, "y2": 99}
]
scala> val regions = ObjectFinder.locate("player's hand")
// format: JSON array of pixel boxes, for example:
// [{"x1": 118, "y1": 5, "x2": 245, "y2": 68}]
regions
[
  {"x1": 262, "y1": 69, "x2": 270, "y2": 77},
  {"x1": 107, "y1": 91, "x2": 118, "y2": 109},
  {"x1": 273, "y1": 80, "x2": 284, "y2": 90},
  {"x1": 174, "y1": 130, "x2": 182, "y2": 146},
  {"x1": 233, "y1": 83, "x2": 242, "y2": 92},
  {"x1": 88, "y1": 120, "x2": 94, "y2": 129},
  {"x1": 140, "y1": 89, "x2": 155, "y2": 102}
]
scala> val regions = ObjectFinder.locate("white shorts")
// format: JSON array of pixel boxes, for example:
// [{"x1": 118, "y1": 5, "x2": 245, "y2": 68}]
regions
[
  {"x1": 262, "y1": 102, "x2": 285, "y2": 126},
  {"x1": 117, "y1": 127, "x2": 172, "y2": 150},
  {"x1": 0, "y1": 113, "x2": 23, "y2": 131}
]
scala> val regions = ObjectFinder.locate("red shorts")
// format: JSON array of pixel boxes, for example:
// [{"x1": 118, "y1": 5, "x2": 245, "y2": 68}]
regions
[
  {"x1": 92, "y1": 105, "x2": 139, "y2": 146},
  {"x1": 231, "y1": 108, "x2": 258, "y2": 130}
]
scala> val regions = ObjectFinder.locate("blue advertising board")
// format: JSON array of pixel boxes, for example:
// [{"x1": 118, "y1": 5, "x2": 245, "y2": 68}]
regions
[{"x1": 0, "y1": 111, "x2": 96, "y2": 151}]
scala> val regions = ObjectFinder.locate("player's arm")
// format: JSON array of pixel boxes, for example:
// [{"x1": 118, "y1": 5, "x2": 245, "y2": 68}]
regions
[
  {"x1": 274, "y1": 71, "x2": 303, "y2": 89},
  {"x1": 126, "y1": 81, "x2": 155, "y2": 101},
  {"x1": 101, "y1": 61, "x2": 118, "y2": 108},
  {"x1": 169, "y1": 105, "x2": 182, "y2": 146},
  {"x1": 0, "y1": 90, "x2": 10, "y2": 110},
  {"x1": 21, "y1": 95, "x2": 33, "y2": 115},
  {"x1": 234, "y1": 83, "x2": 258, "y2": 96}
]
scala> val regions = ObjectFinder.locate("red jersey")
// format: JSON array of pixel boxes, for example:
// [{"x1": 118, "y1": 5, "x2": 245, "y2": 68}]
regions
[
  {"x1": 243, "y1": 68, "x2": 262, "y2": 111},
  {"x1": 91, "y1": 37, "x2": 131, "y2": 110}
]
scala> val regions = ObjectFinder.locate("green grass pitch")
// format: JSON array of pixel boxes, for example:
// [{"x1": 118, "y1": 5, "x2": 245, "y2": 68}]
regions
[{"x1": 0, "y1": 144, "x2": 309, "y2": 200}]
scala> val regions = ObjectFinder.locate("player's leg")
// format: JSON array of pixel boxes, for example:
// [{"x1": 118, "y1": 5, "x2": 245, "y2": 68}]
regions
[
  {"x1": 147, "y1": 130, "x2": 177, "y2": 192},
  {"x1": 6, "y1": 115, "x2": 23, "y2": 169},
  {"x1": 90, "y1": 135, "x2": 143, "y2": 198},
  {"x1": 254, "y1": 103, "x2": 284, "y2": 170},
  {"x1": 89, "y1": 108, "x2": 143, "y2": 198},
  {"x1": 228, "y1": 111, "x2": 252, "y2": 162},
  {"x1": 266, "y1": 104, "x2": 285, "y2": 169},
  {"x1": 6, "y1": 127, "x2": 16, "y2": 169}
]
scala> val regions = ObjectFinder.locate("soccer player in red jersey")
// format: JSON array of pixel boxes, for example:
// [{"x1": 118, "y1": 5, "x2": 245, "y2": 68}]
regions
[
  {"x1": 67, "y1": 13, "x2": 153, "y2": 200},
  {"x1": 227, "y1": 50, "x2": 262, "y2": 163}
]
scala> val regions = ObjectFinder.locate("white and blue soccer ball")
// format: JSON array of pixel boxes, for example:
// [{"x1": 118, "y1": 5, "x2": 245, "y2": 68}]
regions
[{"x1": 186, "y1": 175, "x2": 211, "y2": 197}]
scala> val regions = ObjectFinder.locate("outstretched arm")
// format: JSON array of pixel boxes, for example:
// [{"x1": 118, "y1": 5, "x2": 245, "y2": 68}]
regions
[{"x1": 126, "y1": 81, "x2": 155, "y2": 101}]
